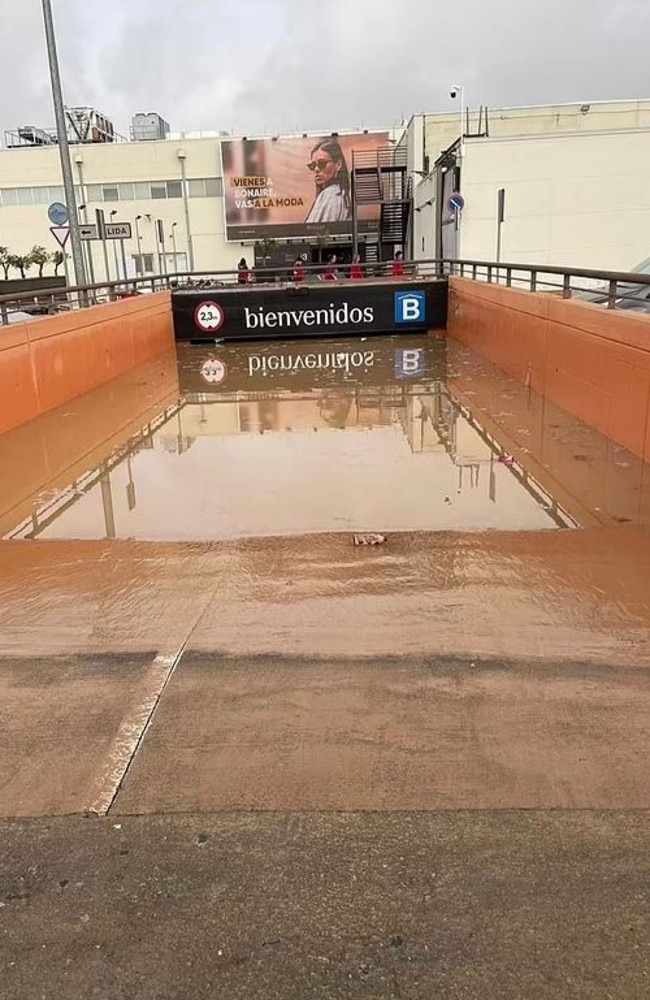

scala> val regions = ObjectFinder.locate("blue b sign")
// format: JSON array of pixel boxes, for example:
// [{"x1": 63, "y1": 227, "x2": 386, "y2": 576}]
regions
[{"x1": 395, "y1": 290, "x2": 427, "y2": 325}]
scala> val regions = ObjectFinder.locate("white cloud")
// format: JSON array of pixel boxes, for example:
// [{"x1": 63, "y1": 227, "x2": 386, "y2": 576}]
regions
[{"x1": 1, "y1": 0, "x2": 649, "y2": 140}]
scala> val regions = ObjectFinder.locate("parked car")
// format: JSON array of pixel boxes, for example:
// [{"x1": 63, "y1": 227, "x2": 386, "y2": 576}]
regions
[{"x1": 575, "y1": 255, "x2": 650, "y2": 312}]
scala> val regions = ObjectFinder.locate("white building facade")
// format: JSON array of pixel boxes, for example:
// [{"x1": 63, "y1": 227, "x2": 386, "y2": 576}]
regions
[
  {"x1": 410, "y1": 99, "x2": 650, "y2": 272},
  {"x1": 0, "y1": 136, "x2": 233, "y2": 279},
  {"x1": 2, "y1": 99, "x2": 650, "y2": 280}
]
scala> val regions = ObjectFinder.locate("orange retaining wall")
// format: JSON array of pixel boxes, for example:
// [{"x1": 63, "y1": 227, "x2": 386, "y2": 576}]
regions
[
  {"x1": 448, "y1": 278, "x2": 650, "y2": 465},
  {"x1": 0, "y1": 292, "x2": 174, "y2": 436}
]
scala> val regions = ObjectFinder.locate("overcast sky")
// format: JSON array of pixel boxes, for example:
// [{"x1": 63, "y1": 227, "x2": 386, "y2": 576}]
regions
[{"x1": 1, "y1": 0, "x2": 648, "y2": 139}]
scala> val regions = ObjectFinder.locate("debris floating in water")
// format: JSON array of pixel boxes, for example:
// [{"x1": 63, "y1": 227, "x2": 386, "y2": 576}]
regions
[{"x1": 353, "y1": 533, "x2": 387, "y2": 546}]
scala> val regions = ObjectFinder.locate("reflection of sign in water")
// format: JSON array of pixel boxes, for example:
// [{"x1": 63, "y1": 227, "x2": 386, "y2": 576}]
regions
[
  {"x1": 248, "y1": 348, "x2": 376, "y2": 377},
  {"x1": 179, "y1": 335, "x2": 441, "y2": 395},
  {"x1": 201, "y1": 358, "x2": 228, "y2": 384},
  {"x1": 395, "y1": 291, "x2": 427, "y2": 325},
  {"x1": 195, "y1": 301, "x2": 225, "y2": 332},
  {"x1": 395, "y1": 348, "x2": 426, "y2": 378}
]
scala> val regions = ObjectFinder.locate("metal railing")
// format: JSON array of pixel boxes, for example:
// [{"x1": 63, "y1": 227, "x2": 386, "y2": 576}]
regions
[
  {"x1": 351, "y1": 146, "x2": 408, "y2": 171},
  {"x1": 435, "y1": 257, "x2": 650, "y2": 312},
  {"x1": 0, "y1": 272, "x2": 180, "y2": 325},
  {"x1": 2, "y1": 256, "x2": 650, "y2": 326}
]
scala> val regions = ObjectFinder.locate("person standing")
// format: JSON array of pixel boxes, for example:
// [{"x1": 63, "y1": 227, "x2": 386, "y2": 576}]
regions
[
  {"x1": 323, "y1": 254, "x2": 339, "y2": 280},
  {"x1": 350, "y1": 253, "x2": 364, "y2": 280},
  {"x1": 392, "y1": 251, "x2": 405, "y2": 278},
  {"x1": 237, "y1": 257, "x2": 250, "y2": 284},
  {"x1": 292, "y1": 257, "x2": 306, "y2": 283}
]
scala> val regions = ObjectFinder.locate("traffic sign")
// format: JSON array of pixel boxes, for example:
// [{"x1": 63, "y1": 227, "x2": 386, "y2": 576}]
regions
[
  {"x1": 195, "y1": 301, "x2": 225, "y2": 332},
  {"x1": 449, "y1": 193, "x2": 465, "y2": 213},
  {"x1": 48, "y1": 202, "x2": 69, "y2": 226},
  {"x1": 106, "y1": 222, "x2": 132, "y2": 240},
  {"x1": 50, "y1": 226, "x2": 70, "y2": 248},
  {"x1": 79, "y1": 222, "x2": 132, "y2": 241}
]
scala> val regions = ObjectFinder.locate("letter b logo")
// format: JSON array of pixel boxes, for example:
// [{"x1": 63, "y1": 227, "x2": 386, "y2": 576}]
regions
[
  {"x1": 395, "y1": 348, "x2": 425, "y2": 378},
  {"x1": 395, "y1": 291, "x2": 426, "y2": 325}
]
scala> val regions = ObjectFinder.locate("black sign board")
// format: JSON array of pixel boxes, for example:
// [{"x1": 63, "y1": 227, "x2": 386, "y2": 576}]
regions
[{"x1": 172, "y1": 279, "x2": 447, "y2": 342}]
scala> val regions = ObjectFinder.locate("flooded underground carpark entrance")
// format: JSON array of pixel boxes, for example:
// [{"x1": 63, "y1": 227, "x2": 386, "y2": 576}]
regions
[
  {"x1": 2, "y1": 324, "x2": 650, "y2": 999},
  {"x1": 0, "y1": 334, "x2": 599, "y2": 543}
]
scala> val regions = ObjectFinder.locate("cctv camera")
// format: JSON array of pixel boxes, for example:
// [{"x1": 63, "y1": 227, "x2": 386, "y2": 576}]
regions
[{"x1": 450, "y1": 87, "x2": 459, "y2": 99}]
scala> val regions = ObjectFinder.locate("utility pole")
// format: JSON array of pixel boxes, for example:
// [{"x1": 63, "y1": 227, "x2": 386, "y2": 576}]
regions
[{"x1": 41, "y1": 0, "x2": 87, "y2": 289}]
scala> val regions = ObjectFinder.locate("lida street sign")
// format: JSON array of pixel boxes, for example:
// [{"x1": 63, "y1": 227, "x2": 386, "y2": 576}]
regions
[{"x1": 79, "y1": 222, "x2": 132, "y2": 241}]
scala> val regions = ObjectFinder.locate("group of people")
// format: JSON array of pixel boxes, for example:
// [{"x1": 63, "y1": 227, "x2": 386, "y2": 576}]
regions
[
  {"x1": 235, "y1": 251, "x2": 406, "y2": 286},
  {"x1": 292, "y1": 251, "x2": 405, "y2": 282}
]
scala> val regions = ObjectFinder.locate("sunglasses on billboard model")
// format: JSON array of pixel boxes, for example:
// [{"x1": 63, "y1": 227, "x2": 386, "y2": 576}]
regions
[{"x1": 307, "y1": 159, "x2": 334, "y2": 171}]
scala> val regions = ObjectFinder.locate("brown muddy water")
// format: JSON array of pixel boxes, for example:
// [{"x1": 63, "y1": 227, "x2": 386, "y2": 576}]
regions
[{"x1": 5, "y1": 332, "x2": 647, "y2": 543}]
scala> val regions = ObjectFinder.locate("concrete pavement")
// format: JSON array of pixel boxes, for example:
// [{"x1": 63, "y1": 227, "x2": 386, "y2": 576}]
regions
[{"x1": 1, "y1": 811, "x2": 648, "y2": 1000}]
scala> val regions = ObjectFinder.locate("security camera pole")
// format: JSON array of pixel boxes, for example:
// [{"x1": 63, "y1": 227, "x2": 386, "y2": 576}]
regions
[
  {"x1": 451, "y1": 84, "x2": 465, "y2": 159},
  {"x1": 41, "y1": 0, "x2": 87, "y2": 289}
]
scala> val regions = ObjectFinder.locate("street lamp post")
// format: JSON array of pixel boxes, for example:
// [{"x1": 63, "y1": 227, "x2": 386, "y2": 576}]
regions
[
  {"x1": 170, "y1": 222, "x2": 178, "y2": 271},
  {"x1": 74, "y1": 154, "x2": 95, "y2": 285},
  {"x1": 41, "y1": 0, "x2": 87, "y2": 289},
  {"x1": 110, "y1": 209, "x2": 119, "y2": 280},
  {"x1": 135, "y1": 215, "x2": 143, "y2": 275},
  {"x1": 177, "y1": 149, "x2": 195, "y2": 271},
  {"x1": 450, "y1": 84, "x2": 465, "y2": 158}
]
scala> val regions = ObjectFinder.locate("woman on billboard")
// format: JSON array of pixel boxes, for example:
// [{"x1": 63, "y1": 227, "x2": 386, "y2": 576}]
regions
[{"x1": 305, "y1": 138, "x2": 352, "y2": 224}]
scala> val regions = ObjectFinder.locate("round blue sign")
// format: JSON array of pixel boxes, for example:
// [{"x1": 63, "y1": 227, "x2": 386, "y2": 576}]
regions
[
  {"x1": 48, "y1": 202, "x2": 69, "y2": 226},
  {"x1": 449, "y1": 193, "x2": 465, "y2": 213}
]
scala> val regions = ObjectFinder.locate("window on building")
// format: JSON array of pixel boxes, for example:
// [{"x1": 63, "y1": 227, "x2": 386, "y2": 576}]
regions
[
  {"x1": 188, "y1": 177, "x2": 222, "y2": 197},
  {"x1": 133, "y1": 253, "x2": 155, "y2": 276},
  {"x1": 0, "y1": 176, "x2": 224, "y2": 209},
  {"x1": 163, "y1": 251, "x2": 188, "y2": 273}
]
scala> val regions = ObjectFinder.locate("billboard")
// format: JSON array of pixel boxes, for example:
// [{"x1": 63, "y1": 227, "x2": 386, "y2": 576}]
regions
[{"x1": 221, "y1": 132, "x2": 389, "y2": 240}]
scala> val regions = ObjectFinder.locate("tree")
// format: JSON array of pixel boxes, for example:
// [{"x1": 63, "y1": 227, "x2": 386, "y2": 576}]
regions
[
  {"x1": 0, "y1": 246, "x2": 10, "y2": 280},
  {"x1": 52, "y1": 251, "x2": 65, "y2": 276},
  {"x1": 7, "y1": 254, "x2": 33, "y2": 279},
  {"x1": 30, "y1": 245, "x2": 52, "y2": 278}
]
